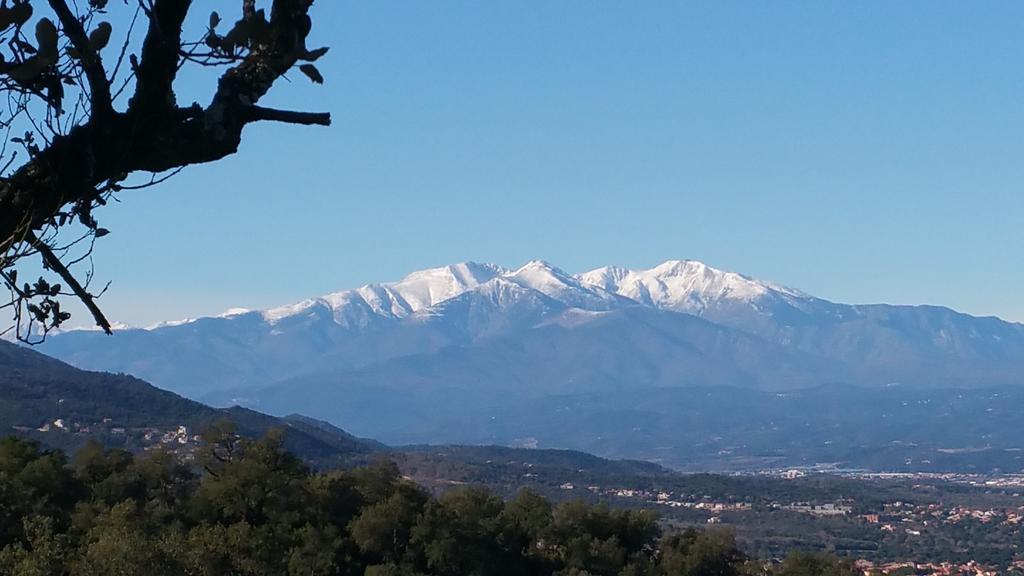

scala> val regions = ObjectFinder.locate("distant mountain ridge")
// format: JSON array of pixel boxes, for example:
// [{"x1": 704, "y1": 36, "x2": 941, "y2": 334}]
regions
[
  {"x1": 34, "y1": 258, "x2": 1024, "y2": 466},
  {"x1": 40, "y1": 258, "x2": 1024, "y2": 392}
]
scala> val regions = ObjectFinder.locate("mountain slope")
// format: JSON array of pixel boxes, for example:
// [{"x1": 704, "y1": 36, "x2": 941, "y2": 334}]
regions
[
  {"x1": 0, "y1": 340, "x2": 383, "y2": 467},
  {"x1": 576, "y1": 260, "x2": 1024, "y2": 386},
  {"x1": 201, "y1": 307, "x2": 835, "y2": 446}
]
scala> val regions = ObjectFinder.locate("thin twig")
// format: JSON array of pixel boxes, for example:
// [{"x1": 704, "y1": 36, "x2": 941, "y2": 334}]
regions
[{"x1": 27, "y1": 230, "x2": 112, "y2": 334}]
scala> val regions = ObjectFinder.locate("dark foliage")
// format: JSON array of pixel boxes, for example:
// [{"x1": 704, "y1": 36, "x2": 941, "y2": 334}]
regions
[{"x1": 0, "y1": 433, "x2": 862, "y2": 576}]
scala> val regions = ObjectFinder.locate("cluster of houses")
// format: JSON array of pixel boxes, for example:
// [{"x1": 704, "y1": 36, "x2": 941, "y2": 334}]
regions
[
  {"x1": 869, "y1": 500, "x2": 1024, "y2": 531},
  {"x1": 852, "y1": 559, "x2": 1024, "y2": 575},
  {"x1": 13, "y1": 417, "x2": 201, "y2": 452}
]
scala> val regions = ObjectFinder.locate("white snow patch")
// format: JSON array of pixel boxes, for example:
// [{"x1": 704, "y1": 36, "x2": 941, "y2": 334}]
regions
[
  {"x1": 133, "y1": 258, "x2": 816, "y2": 330},
  {"x1": 576, "y1": 259, "x2": 808, "y2": 314}
]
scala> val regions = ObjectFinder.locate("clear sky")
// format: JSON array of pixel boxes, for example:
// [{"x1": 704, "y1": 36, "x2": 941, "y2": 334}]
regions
[{"x1": 73, "y1": 1, "x2": 1024, "y2": 326}]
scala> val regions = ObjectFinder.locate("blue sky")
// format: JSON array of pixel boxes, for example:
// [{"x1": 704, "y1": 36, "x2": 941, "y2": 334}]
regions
[{"x1": 76, "y1": 1, "x2": 1024, "y2": 325}]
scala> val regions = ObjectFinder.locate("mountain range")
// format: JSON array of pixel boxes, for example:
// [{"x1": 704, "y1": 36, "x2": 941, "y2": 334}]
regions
[{"x1": 35, "y1": 259, "x2": 1024, "y2": 469}]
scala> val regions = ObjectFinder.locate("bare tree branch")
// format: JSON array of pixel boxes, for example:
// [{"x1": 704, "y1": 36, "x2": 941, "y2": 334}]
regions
[
  {"x1": 28, "y1": 229, "x2": 111, "y2": 334},
  {"x1": 0, "y1": 0, "x2": 331, "y2": 339},
  {"x1": 130, "y1": 0, "x2": 191, "y2": 115},
  {"x1": 245, "y1": 106, "x2": 330, "y2": 126}
]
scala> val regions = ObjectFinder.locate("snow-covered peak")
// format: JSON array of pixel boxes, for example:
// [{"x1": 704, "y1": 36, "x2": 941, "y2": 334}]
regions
[
  {"x1": 261, "y1": 262, "x2": 505, "y2": 327},
  {"x1": 263, "y1": 298, "x2": 324, "y2": 323},
  {"x1": 648, "y1": 259, "x2": 774, "y2": 300},
  {"x1": 138, "y1": 258, "x2": 816, "y2": 331},
  {"x1": 575, "y1": 265, "x2": 630, "y2": 292},
  {"x1": 388, "y1": 262, "x2": 505, "y2": 310},
  {"x1": 147, "y1": 317, "x2": 198, "y2": 330},
  {"x1": 506, "y1": 260, "x2": 626, "y2": 310},
  {"x1": 52, "y1": 320, "x2": 137, "y2": 334},
  {"x1": 651, "y1": 259, "x2": 707, "y2": 276},
  {"x1": 507, "y1": 260, "x2": 575, "y2": 291},
  {"x1": 576, "y1": 259, "x2": 808, "y2": 314}
]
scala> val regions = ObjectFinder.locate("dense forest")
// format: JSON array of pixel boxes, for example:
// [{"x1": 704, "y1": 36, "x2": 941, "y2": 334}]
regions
[{"x1": 0, "y1": 427, "x2": 860, "y2": 576}]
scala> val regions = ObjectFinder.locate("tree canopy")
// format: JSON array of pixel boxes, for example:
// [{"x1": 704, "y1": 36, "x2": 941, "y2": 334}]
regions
[
  {"x1": 0, "y1": 0, "x2": 330, "y2": 342},
  {"x1": 0, "y1": 432, "x2": 864, "y2": 576}
]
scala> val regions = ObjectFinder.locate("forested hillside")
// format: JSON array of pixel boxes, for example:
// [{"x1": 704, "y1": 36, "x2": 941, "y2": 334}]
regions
[{"x1": 0, "y1": 340, "x2": 382, "y2": 468}]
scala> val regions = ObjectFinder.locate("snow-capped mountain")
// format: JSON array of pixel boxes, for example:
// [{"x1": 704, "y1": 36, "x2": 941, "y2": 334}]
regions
[
  {"x1": 136, "y1": 258, "x2": 817, "y2": 333},
  {"x1": 258, "y1": 261, "x2": 506, "y2": 328},
  {"x1": 148, "y1": 260, "x2": 624, "y2": 333},
  {"x1": 576, "y1": 259, "x2": 808, "y2": 314},
  {"x1": 104, "y1": 259, "x2": 815, "y2": 335},
  {"x1": 503, "y1": 260, "x2": 630, "y2": 310},
  {"x1": 38, "y1": 258, "x2": 1024, "y2": 419}
]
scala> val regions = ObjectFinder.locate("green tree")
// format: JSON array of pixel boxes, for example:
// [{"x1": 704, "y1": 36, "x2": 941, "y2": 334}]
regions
[
  {"x1": 657, "y1": 528, "x2": 746, "y2": 576},
  {"x1": 349, "y1": 484, "x2": 428, "y2": 568},
  {"x1": 0, "y1": 516, "x2": 70, "y2": 576},
  {"x1": 192, "y1": 427, "x2": 309, "y2": 527},
  {"x1": 414, "y1": 486, "x2": 525, "y2": 576},
  {"x1": 0, "y1": 431, "x2": 868, "y2": 576},
  {"x1": 773, "y1": 551, "x2": 860, "y2": 576},
  {"x1": 72, "y1": 500, "x2": 181, "y2": 576},
  {"x1": 0, "y1": 437, "x2": 78, "y2": 548},
  {"x1": 543, "y1": 501, "x2": 659, "y2": 576}
]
